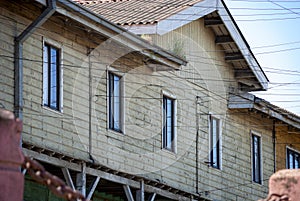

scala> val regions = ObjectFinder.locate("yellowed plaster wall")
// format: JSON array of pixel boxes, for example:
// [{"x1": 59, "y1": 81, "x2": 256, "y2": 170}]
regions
[
  {"x1": 0, "y1": 6, "x2": 16, "y2": 111},
  {"x1": 0, "y1": 3, "x2": 275, "y2": 201},
  {"x1": 276, "y1": 123, "x2": 300, "y2": 171},
  {"x1": 138, "y1": 19, "x2": 274, "y2": 200}
]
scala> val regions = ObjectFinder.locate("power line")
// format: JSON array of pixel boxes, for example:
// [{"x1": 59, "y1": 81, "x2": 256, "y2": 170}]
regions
[
  {"x1": 3, "y1": 1, "x2": 300, "y2": 199},
  {"x1": 2, "y1": 2, "x2": 300, "y2": 114},
  {"x1": 4, "y1": 52, "x2": 300, "y2": 93},
  {"x1": 2, "y1": 10, "x2": 300, "y2": 62},
  {"x1": 268, "y1": 0, "x2": 300, "y2": 16}
]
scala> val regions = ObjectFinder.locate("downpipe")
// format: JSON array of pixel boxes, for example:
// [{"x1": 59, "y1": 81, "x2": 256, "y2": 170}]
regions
[
  {"x1": 14, "y1": 0, "x2": 56, "y2": 119},
  {"x1": 272, "y1": 120, "x2": 276, "y2": 173}
]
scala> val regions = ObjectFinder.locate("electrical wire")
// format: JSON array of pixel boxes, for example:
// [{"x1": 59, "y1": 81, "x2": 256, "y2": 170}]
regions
[
  {"x1": 1, "y1": 11, "x2": 300, "y2": 64},
  {"x1": 1, "y1": 2, "x2": 298, "y2": 116},
  {"x1": 3, "y1": 2, "x2": 300, "y2": 198}
]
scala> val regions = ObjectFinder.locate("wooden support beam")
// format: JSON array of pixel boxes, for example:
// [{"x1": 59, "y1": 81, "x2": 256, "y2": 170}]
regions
[
  {"x1": 76, "y1": 163, "x2": 87, "y2": 196},
  {"x1": 225, "y1": 53, "x2": 244, "y2": 62},
  {"x1": 235, "y1": 70, "x2": 256, "y2": 79},
  {"x1": 86, "y1": 166, "x2": 195, "y2": 201},
  {"x1": 86, "y1": 176, "x2": 100, "y2": 200},
  {"x1": 123, "y1": 185, "x2": 135, "y2": 201},
  {"x1": 23, "y1": 149, "x2": 197, "y2": 201},
  {"x1": 61, "y1": 167, "x2": 75, "y2": 190},
  {"x1": 204, "y1": 17, "x2": 223, "y2": 27},
  {"x1": 215, "y1": 35, "x2": 234, "y2": 44},
  {"x1": 136, "y1": 180, "x2": 145, "y2": 201},
  {"x1": 148, "y1": 193, "x2": 156, "y2": 201},
  {"x1": 23, "y1": 149, "x2": 82, "y2": 171}
]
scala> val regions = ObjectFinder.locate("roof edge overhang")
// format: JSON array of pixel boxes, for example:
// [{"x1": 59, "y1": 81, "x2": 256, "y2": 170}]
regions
[
  {"x1": 123, "y1": 0, "x2": 268, "y2": 91},
  {"x1": 124, "y1": 0, "x2": 218, "y2": 35},
  {"x1": 218, "y1": 0, "x2": 268, "y2": 91},
  {"x1": 228, "y1": 93, "x2": 300, "y2": 130},
  {"x1": 34, "y1": 0, "x2": 187, "y2": 70}
]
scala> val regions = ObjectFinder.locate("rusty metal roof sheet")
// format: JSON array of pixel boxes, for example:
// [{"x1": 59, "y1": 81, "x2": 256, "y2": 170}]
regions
[{"x1": 73, "y1": 0, "x2": 204, "y2": 25}]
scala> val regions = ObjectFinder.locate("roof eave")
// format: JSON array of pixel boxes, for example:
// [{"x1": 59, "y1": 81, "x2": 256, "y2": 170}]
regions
[
  {"x1": 218, "y1": 0, "x2": 269, "y2": 91},
  {"x1": 122, "y1": 0, "x2": 268, "y2": 91},
  {"x1": 34, "y1": 0, "x2": 187, "y2": 69},
  {"x1": 124, "y1": 0, "x2": 218, "y2": 36},
  {"x1": 228, "y1": 93, "x2": 300, "y2": 130}
]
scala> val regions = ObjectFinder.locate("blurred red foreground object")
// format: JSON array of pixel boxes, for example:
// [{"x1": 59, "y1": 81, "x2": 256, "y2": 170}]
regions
[{"x1": 0, "y1": 109, "x2": 24, "y2": 201}]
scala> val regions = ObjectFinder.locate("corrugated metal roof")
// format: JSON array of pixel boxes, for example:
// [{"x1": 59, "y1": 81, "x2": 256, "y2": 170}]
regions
[{"x1": 73, "y1": 0, "x2": 204, "y2": 25}]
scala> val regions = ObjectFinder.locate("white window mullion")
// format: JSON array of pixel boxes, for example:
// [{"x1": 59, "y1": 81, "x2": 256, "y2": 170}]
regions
[
  {"x1": 107, "y1": 68, "x2": 125, "y2": 134},
  {"x1": 251, "y1": 131, "x2": 262, "y2": 184},
  {"x1": 42, "y1": 39, "x2": 63, "y2": 112},
  {"x1": 209, "y1": 114, "x2": 221, "y2": 169},
  {"x1": 162, "y1": 91, "x2": 177, "y2": 153}
]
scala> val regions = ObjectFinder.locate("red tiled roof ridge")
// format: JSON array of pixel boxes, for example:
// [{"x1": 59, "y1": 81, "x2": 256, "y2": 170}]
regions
[
  {"x1": 73, "y1": 0, "x2": 131, "y2": 4},
  {"x1": 72, "y1": 0, "x2": 205, "y2": 25},
  {"x1": 73, "y1": 0, "x2": 201, "y2": 5}
]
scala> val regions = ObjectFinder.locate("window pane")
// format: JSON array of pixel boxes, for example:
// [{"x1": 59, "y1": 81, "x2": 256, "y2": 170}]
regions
[
  {"x1": 252, "y1": 135, "x2": 261, "y2": 183},
  {"x1": 295, "y1": 154, "x2": 299, "y2": 168},
  {"x1": 50, "y1": 47, "x2": 58, "y2": 109},
  {"x1": 43, "y1": 44, "x2": 60, "y2": 110},
  {"x1": 113, "y1": 75, "x2": 120, "y2": 130},
  {"x1": 287, "y1": 149, "x2": 300, "y2": 169},
  {"x1": 166, "y1": 99, "x2": 171, "y2": 149},
  {"x1": 212, "y1": 122, "x2": 217, "y2": 165},
  {"x1": 43, "y1": 45, "x2": 49, "y2": 105},
  {"x1": 163, "y1": 96, "x2": 174, "y2": 151},
  {"x1": 210, "y1": 117, "x2": 219, "y2": 168},
  {"x1": 108, "y1": 73, "x2": 121, "y2": 132},
  {"x1": 289, "y1": 152, "x2": 294, "y2": 169},
  {"x1": 108, "y1": 73, "x2": 113, "y2": 128}
]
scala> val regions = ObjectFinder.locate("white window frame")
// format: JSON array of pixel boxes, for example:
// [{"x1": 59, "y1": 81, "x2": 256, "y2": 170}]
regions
[
  {"x1": 161, "y1": 90, "x2": 177, "y2": 153},
  {"x1": 106, "y1": 67, "x2": 125, "y2": 134},
  {"x1": 251, "y1": 131, "x2": 263, "y2": 184},
  {"x1": 42, "y1": 38, "x2": 63, "y2": 112},
  {"x1": 286, "y1": 146, "x2": 300, "y2": 169},
  {"x1": 208, "y1": 114, "x2": 222, "y2": 169}
]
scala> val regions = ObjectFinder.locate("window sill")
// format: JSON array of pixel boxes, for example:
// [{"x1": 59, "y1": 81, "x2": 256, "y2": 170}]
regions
[
  {"x1": 42, "y1": 105, "x2": 63, "y2": 115},
  {"x1": 252, "y1": 180, "x2": 263, "y2": 186},
  {"x1": 209, "y1": 166, "x2": 221, "y2": 170},
  {"x1": 162, "y1": 148, "x2": 177, "y2": 157},
  {"x1": 205, "y1": 162, "x2": 222, "y2": 171},
  {"x1": 108, "y1": 128, "x2": 124, "y2": 135}
]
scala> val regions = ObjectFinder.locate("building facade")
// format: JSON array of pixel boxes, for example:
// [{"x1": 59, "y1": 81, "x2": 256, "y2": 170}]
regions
[
  {"x1": 229, "y1": 93, "x2": 300, "y2": 174},
  {"x1": 76, "y1": 0, "x2": 276, "y2": 200},
  {"x1": 1, "y1": 0, "x2": 300, "y2": 201}
]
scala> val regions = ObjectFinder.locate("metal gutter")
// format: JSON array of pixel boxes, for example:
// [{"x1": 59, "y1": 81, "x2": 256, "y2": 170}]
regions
[
  {"x1": 14, "y1": 0, "x2": 57, "y2": 119},
  {"x1": 56, "y1": 0, "x2": 187, "y2": 67}
]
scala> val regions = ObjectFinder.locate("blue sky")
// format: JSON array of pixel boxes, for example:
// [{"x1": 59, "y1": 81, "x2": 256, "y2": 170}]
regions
[{"x1": 224, "y1": 0, "x2": 300, "y2": 115}]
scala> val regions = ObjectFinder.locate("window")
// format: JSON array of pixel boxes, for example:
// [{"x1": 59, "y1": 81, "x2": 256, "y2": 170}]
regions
[
  {"x1": 43, "y1": 43, "x2": 61, "y2": 111},
  {"x1": 162, "y1": 95, "x2": 176, "y2": 152},
  {"x1": 287, "y1": 148, "x2": 300, "y2": 169},
  {"x1": 209, "y1": 115, "x2": 221, "y2": 169},
  {"x1": 252, "y1": 134, "x2": 262, "y2": 184},
  {"x1": 108, "y1": 72, "x2": 123, "y2": 132}
]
